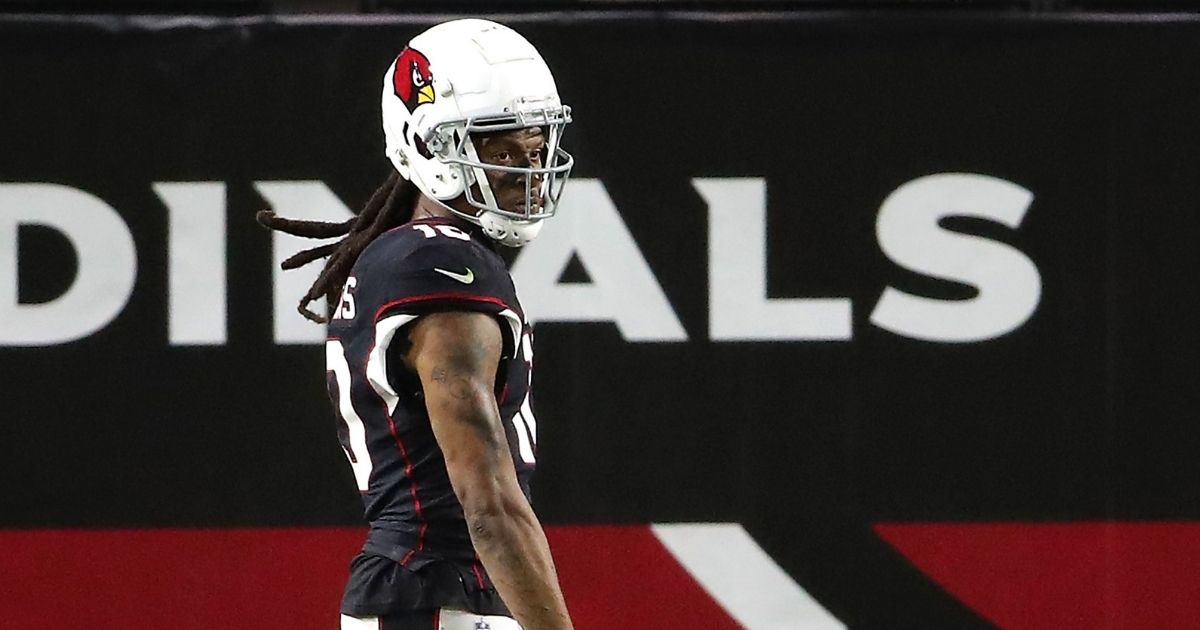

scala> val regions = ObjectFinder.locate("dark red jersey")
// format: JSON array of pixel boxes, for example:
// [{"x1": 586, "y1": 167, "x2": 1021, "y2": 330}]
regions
[{"x1": 326, "y1": 217, "x2": 537, "y2": 616}]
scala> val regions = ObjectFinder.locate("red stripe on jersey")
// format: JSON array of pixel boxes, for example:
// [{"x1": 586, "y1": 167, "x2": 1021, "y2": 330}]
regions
[
  {"x1": 373, "y1": 292, "x2": 518, "y2": 323},
  {"x1": 386, "y1": 416, "x2": 426, "y2": 565},
  {"x1": 471, "y1": 555, "x2": 486, "y2": 589},
  {"x1": 368, "y1": 291, "x2": 522, "y2": 566},
  {"x1": 363, "y1": 335, "x2": 428, "y2": 566}
]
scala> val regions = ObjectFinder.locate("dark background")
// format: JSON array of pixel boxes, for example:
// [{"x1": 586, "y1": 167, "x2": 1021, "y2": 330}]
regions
[{"x1": 2, "y1": 9, "x2": 1199, "y2": 628}]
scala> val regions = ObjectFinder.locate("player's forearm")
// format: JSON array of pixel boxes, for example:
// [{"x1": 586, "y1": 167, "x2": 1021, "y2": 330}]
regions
[
  {"x1": 412, "y1": 313, "x2": 572, "y2": 629},
  {"x1": 463, "y1": 491, "x2": 574, "y2": 630}
]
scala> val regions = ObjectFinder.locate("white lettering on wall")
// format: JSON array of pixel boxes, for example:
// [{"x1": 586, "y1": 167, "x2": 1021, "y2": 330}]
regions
[
  {"x1": 870, "y1": 173, "x2": 1041, "y2": 342},
  {"x1": 156, "y1": 182, "x2": 227, "y2": 345},
  {"x1": 699, "y1": 178, "x2": 853, "y2": 341},
  {"x1": 254, "y1": 181, "x2": 355, "y2": 345},
  {"x1": 0, "y1": 183, "x2": 138, "y2": 346},
  {"x1": 1, "y1": 175, "x2": 1041, "y2": 346},
  {"x1": 511, "y1": 179, "x2": 688, "y2": 342}
]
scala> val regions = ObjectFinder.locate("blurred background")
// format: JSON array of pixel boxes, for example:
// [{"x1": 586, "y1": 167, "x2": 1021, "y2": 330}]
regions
[{"x1": 2, "y1": 0, "x2": 1199, "y2": 629}]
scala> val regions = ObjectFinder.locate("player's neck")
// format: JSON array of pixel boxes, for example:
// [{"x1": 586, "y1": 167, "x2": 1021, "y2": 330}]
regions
[{"x1": 413, "y1": 194, "x2": 474, "y2": 229}]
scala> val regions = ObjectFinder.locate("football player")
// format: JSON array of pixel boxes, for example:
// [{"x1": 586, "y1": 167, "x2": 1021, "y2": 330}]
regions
[{"x1": 258, "y1": 19, "x2": 574, "y2": 630}]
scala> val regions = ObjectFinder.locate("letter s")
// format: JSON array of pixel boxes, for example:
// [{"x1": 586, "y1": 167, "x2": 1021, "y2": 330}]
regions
[{"x1": 870, "y1": 173, "x2": 1041, "y2": 343}]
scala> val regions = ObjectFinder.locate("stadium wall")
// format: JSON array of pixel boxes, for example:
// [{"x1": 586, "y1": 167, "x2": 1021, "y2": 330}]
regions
[{"x1": 2, "y1": 12, "x2": 1200, "y2": 629}]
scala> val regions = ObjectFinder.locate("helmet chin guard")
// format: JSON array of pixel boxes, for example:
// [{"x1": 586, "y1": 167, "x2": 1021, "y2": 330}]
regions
[
  {"x1": 478, "y1": 211, "x2": 545, "y2": 247},
  {"x1": 381, "y1": 19, "x2": 573, "y2": 247}
]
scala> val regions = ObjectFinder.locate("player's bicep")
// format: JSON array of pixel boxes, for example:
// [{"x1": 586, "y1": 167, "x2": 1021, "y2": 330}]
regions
[{"x1": 408, "y1": 312, "x2": 511, "y2": 490}]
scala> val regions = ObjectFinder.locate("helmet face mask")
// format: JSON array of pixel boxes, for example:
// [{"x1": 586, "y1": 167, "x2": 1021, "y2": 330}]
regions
[
  {"x1": 434, "y1": 102, "x2": 574, "y2": 223},
  {"x1": 381, "y1": 19, "x2": 574, "y2": 247}
]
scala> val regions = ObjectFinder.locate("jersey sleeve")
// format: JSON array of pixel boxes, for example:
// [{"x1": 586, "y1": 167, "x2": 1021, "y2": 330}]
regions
[{"x1": 364, "y1": 229, "x2": 523, "y2": 357}]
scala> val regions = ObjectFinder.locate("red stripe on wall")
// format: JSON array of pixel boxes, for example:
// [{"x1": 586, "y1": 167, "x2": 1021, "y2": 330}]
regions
[
  {"x1": 874, "y1": 521, "x2": 1200, "y2": 630},
  {"x1": 0, "y1": 527, "x2": 366, "y2": 630},
  {"x1": 0, "y1": 525, "x2": 741, "y2": 630},
  {"x1": 545, "y1": 525, "x2": 743, "y2": 630}
]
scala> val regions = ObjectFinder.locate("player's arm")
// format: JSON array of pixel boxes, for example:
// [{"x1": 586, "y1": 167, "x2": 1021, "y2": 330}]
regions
[{"x1": 407, "y1": 311, "x2": 573, "y2": 630}]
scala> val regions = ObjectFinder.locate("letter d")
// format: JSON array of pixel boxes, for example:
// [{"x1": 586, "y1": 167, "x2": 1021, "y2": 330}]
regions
[{"x1": 0, "y1": 184, "x2": 137, "y2": 345}]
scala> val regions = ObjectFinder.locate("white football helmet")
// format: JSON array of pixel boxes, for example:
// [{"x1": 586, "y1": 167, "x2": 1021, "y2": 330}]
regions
[{"x1": 381, "y1": 19, "x2": 574, "y2": 247}]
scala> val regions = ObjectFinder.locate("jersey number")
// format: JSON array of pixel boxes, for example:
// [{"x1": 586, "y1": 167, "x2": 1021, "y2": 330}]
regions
[
  {"x1": 333, "y1": 276, "x2": 357, "y2": 320},
  {"x1": 327, "y1": 326, "x2": 536, "y2": 485},
  {"x1": 413, "y1": 224, "x2": 471, "y2": 241},
  {"x1": 512, "y1": 330, "x2": 538, "y2": 465},
  {"x1": 327, "y1": 339, "x2": 372, "y2": 491}
]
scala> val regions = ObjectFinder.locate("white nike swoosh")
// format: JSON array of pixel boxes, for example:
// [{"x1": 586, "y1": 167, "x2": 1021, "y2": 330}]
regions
[{"x1": 433, "y1": 267, "x2": 475, "y2": 284}]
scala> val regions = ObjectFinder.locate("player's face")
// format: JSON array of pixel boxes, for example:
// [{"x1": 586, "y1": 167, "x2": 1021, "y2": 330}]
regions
[{"x1": 471, "y1": 127, "x2": 546, "y2": 215}]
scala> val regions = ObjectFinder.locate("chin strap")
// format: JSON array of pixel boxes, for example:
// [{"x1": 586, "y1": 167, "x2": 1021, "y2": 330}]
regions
[
  {"x1": 479, "y1": 212, "x2": 543, "y2": 247},
  {"x1": 420, "y1": 191, "x2": 542, "y2": 247}
]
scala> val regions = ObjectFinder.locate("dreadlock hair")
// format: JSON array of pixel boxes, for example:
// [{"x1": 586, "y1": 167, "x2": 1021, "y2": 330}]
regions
[{"x1": 256, "y1": 172, "x2": 421, "y2": 323}]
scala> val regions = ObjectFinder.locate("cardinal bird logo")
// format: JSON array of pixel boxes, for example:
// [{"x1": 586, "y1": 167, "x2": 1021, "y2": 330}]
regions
[{"x1": 393, "y1": 47, "x2": 435, "y2": 112}]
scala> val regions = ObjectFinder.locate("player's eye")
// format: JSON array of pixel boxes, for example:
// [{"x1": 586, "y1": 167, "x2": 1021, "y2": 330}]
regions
[{"x1": 492, "y1": 151, "x2": 512, "y2": 162}]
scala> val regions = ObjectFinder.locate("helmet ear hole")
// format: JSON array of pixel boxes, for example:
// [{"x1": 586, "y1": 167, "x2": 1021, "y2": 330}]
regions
[{"x1": 412, "y1": 133, "x2": 434, "y2": 159}]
